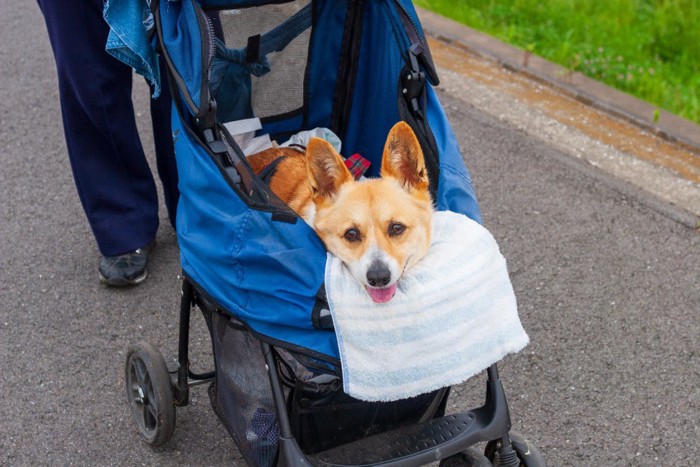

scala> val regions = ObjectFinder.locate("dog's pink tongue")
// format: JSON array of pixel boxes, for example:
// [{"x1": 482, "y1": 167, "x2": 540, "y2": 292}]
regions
[{"x1": 366, "y1": 284, "x2": 398, "y2": 303}]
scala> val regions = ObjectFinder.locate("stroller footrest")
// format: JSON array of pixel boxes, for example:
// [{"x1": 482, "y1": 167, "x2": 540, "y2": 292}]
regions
[{"x1": 310, "y1": 411, "x2": 481, "y2": 466}]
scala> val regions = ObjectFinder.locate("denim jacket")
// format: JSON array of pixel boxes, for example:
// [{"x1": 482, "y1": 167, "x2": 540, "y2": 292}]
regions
[{"x1": 103, "y1": 0, "x2": 166, "y2": 97}]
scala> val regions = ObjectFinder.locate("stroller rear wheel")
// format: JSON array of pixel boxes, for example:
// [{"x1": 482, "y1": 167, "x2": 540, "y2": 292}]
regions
[
  {"x1": 440, "y1": 447, "x2": 492, "y2": 466},
  {"x1": 484, "y1": 431, "x2": 545, "y2": 466},
  {"x1": 125, "y1": 341, "x2": 176, "y2": 446}
]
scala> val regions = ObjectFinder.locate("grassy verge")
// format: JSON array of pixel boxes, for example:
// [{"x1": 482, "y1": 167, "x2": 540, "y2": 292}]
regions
[{"x1": 415, "y1": 0, "x2": 700, "y2": 124}]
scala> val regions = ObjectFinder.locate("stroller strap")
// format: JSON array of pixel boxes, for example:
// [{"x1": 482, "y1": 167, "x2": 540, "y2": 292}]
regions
[
  {"x1": 257, "y1": 155, "x2": 287, "y2": 186},
  {"x1": 246, "y1": 3, "x2": 313, "y2": 63}
]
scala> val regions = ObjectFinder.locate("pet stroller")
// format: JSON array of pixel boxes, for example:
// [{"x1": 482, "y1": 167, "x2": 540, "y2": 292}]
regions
[{"x1": 117, "y1": 0, "x2": 545, "y2": 465}]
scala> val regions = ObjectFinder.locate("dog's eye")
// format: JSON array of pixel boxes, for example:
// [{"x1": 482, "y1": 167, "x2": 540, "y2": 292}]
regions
[
  {"x1": 343, "y1": 228, "x2": 361, "y2": 242},
  {"x1": 389, "y1": 223, "x2": 406, "y2": 237}
]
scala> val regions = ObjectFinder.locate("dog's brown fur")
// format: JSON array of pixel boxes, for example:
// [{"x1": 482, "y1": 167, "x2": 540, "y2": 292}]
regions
[{"x1": 247, "y1": 122, "x2": 432, "y2": 302}]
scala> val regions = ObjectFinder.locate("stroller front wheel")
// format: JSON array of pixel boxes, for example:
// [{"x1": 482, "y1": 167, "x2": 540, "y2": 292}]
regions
[{"x1": 125, "y1": 341, "x2": 176, "y2": 446}]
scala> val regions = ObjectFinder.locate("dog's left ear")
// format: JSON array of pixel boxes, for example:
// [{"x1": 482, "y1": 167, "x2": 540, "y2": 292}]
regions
[
  {"x1": 381, "y1": 122, "x2": 429, "y2": 193},
  {"x1": 306, "y1": 137, "x2": 354, "y2": 200}
]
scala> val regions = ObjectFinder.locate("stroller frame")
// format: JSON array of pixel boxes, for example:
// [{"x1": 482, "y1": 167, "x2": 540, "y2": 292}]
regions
[
  {"x1": 119, "y1": 0, "x2": 546, "y2": 464},
  {"x1": 124, "y1": 277, "x2": 541, "y2": 466}
]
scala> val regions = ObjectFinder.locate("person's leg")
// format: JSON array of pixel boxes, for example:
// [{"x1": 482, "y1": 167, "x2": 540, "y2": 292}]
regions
[
  {"x1": 37, "y1": 0, "x2": 159, "y2": 257},
  {"x1": 149, "y1": 65, "x2": 179, "y2": 229}
]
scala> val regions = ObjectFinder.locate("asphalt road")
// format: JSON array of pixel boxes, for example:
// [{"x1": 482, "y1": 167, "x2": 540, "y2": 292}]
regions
[{"x1": 1, "y1": 1, "x2": 698, "y2": 466}]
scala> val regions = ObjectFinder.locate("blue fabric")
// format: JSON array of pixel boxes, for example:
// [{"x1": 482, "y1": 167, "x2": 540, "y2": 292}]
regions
[
  {"x1": 159, "y1": 0, "x2": 205, "y2": 113},
  {"x1": 305, "y1": 0, "x2": 347, "y2": 132},
  {"x1": 261, "y1": 114, "x2": 305, "y2": 139},
  {"x1": 173, "y1": 115, "x2": 339, "y2": 360},
  {"x1": 341, "y1": 0, "x2": 405, "y2": 173},
  {"x1": 103, "y1": 0, "x2": 162, "y2": 97},
  {"x1": 210, "y1": 38, "x2": 270, "y2": 123}
]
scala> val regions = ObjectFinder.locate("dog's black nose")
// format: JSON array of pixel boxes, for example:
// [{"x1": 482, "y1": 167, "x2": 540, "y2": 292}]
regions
[{"x1": 367, "y1": 261, "x2": 391, "y2": 287}]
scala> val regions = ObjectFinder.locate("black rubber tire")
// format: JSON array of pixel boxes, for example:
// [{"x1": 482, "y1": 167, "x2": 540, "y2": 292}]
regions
[
  {"x1": 440, "y1": 447, "x2": 492, "y2": 466},
  {"x1": 125, "y1": 341, "x2": 176, "y2": 446},
  {"x1": 485, "y1": 431, "x2": 546, "y2": 467}
]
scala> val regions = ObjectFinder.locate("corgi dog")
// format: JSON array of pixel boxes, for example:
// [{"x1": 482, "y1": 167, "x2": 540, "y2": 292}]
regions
[{"x1": 247, "y1": 122, "x2": 433, "y2": 303}]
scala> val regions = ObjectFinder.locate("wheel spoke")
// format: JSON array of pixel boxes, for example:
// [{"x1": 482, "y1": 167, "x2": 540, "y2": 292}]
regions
[
  {"x1": 143, "y1": 402, "x2": 156, "y2": 430},
  {"x1": 145, "y1": 375, "x2": 155, "y2": 403},
  {"x1": 127, "y1": 360, "x2": 146, "y2": 405},
  {"x1": 147, "y1": 403, "x2": 158, "y2": 421},
  {"x1": 133, "y1": 358, "x2": 147, "y2": 386}
]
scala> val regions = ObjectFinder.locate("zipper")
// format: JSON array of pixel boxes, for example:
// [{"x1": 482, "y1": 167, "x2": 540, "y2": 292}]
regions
[
  {"x1": 154, "y1": 0, "x2": 213, "y2": 118},
  {"x1": 394, "y1": 0, "x2": 424, "y2": 51},
  {"x1": 154, "y1": 0, "x2": 197, "y2": 115},
  {"x1": 194, "y1": 4, "x2": 215, "y2": 118},
  {"x1": 330, "y1": 0, "x2": 366, "y2": 139}
]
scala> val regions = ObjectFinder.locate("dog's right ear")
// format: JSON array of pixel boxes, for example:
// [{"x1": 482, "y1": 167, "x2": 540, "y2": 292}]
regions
[{"x1": 306, "y1": 137, "x2": 353, "y2": 200}]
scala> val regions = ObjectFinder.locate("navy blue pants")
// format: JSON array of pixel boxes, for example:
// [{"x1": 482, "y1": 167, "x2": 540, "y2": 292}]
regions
[{"x1": 37, "y1": 0, "x2": 178, "y2": 256}]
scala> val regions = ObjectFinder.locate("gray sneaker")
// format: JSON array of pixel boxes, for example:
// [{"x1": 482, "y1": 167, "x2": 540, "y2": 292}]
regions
[{"x1": 99, "y1": 242, "x2": 155, "y2": 287}]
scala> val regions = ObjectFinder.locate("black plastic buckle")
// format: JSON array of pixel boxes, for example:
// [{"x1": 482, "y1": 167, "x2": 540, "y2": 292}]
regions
[
  {"x1": 402, "y1": 47, "x2": 426, "y2": 115},
  {"x1": 196, "y1": 98, "x2": 219, "y2": 144},
  {"x1": 196, "y1": 99, "x2": 243, "y2": 185}
]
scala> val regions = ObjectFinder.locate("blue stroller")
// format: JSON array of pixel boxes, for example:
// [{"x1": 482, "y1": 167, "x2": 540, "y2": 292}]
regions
[{"x1": 118, "y1": 0, "x2": 545, "y2": 465}]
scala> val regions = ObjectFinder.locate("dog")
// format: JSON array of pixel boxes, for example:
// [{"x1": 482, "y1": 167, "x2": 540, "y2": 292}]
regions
[{"x1": 247, "y1": 122, "x2": 433, "y2": 303}]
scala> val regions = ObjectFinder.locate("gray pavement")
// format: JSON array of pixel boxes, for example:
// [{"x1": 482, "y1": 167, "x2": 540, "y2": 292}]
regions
[{"x1": 1, "y1": 1, "x2": 698, "y2": 466}]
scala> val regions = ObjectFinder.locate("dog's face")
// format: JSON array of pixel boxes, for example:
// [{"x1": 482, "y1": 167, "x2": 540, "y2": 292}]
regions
[{"x1": 307, "y1": 122, "x2": 432, "y2": 303}]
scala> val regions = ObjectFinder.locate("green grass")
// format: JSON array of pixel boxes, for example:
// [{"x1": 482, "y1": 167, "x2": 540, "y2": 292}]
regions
[{"x1": 415, "y1": 0, "x2": 700, "y2": 124}]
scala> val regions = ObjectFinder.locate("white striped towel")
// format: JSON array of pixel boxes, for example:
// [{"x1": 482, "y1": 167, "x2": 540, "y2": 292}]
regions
[{"x1": 324, "y1": 210, "x2": 529, "y2": 402}]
